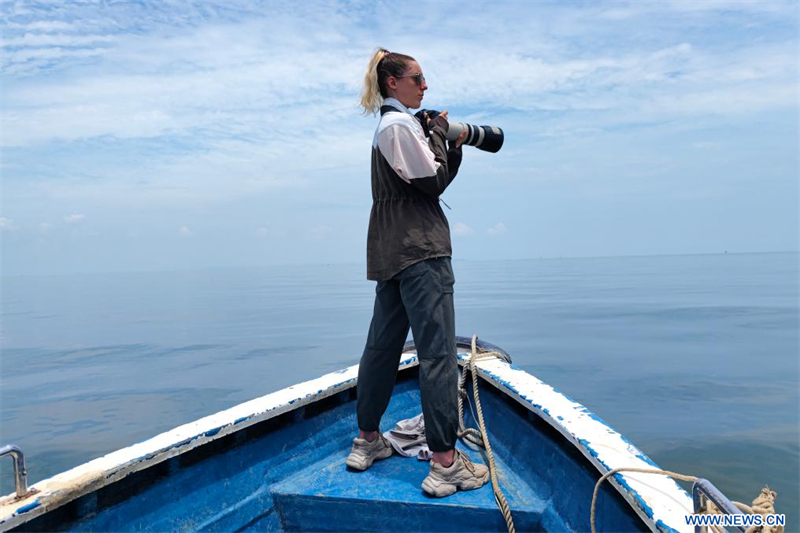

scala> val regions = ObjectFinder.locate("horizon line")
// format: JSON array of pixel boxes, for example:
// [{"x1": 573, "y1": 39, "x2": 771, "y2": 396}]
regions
[{"x1": 1, "y1": 250, "x2": 798, "y2": 279}]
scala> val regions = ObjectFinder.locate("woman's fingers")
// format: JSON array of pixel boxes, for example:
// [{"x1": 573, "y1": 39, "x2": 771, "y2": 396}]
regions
[
  {"x1": 428, "y1": 110, "x2": 448, "y2": 124},
  {"x1": 455, "y1": 129, "x2": 467, "y2": 148}
]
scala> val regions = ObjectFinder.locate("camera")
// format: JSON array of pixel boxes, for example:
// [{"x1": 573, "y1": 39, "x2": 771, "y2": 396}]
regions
[{"x1": 415, "y1": 109, "x2": 504, "y2": 153}]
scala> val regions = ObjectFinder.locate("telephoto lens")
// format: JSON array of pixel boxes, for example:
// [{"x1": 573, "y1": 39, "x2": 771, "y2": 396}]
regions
[{"x1": 416, "y1": 109, "x2": 504, "y2": 153}]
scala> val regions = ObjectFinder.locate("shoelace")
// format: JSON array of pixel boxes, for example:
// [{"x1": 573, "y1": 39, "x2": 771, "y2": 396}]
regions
[{"x1": 458, "y1": 450, "x2": 477, "y2": 475}]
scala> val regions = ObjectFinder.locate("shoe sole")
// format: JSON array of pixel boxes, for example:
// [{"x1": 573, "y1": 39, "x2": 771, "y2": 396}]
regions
[
  {"x1": 421, "y1": 471, "x2": 490, "y2": 497},
  {"x1": 345, "y1": 447, "x2": 393, "y2": 471}
]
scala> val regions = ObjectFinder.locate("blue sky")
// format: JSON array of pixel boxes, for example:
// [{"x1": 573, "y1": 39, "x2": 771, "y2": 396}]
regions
[{"x1": 1, "y1": 0, "x2": 798, "y2": 275}]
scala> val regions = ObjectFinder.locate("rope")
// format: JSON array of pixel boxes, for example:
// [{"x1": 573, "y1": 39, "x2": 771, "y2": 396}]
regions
[
  {"x1": 456, "y1": 335, "x2": 516, "y2": 533},
  {"x1": 741, "y1": 487, "x2": 783, "y2": 533},
  {"x1": 453, "y1": 338, "x2": 782, "y2": 533},
  {"x1": 590, "y1": 468, "x2": 697, "y2": 533},
  {"x1": 590, "y1": 468, "x2": 782, "y2": 533}
]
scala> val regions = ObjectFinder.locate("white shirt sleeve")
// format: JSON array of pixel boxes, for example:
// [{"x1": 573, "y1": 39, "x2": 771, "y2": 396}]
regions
[{"x1": 377, "y1": 123, "x2": 442, "y2": 183}]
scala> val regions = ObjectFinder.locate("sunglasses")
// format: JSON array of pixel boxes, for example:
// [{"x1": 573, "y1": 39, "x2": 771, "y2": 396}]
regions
[{"x1": 395, "y1": 73, "x2": 426, "y2": 86}]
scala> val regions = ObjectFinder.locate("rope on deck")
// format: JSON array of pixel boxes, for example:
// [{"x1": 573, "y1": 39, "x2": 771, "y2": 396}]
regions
[
  {"x1": 590, "y1": 468, "x2": 783, "y2": 533},
  {"x1": 454, "y1": 338, "x2": 782, "y2": 533},
  {"x1": 457, "y1": 335, "x2": 516, "y2": 533}
]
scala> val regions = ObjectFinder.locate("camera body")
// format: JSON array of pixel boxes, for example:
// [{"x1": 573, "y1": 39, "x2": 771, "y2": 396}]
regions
[{"x1": 415, "y1": 109, "x2": 504, "y2": 153}]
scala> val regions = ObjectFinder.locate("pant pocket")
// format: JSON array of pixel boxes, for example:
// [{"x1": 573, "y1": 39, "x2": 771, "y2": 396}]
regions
[{"x1": 436, "y1": 258, "x2": 455, "y2": 294}]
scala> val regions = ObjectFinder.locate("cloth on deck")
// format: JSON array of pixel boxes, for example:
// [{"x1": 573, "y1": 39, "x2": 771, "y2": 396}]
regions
[{"x1": 382, "y1": 413, "x2": 433, "y2": 461}]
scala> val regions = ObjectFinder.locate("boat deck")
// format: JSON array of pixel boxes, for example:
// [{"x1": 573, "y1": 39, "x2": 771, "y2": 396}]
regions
[
  {"x1": 16, "y1": 366, "x2": 643, "y2": 533},
  {"x1": 272, "y1": 440, "x2": 552, "y2": 532},
  {"x1": 262, "y1": 371, "x2": 564, "y2": 533}
]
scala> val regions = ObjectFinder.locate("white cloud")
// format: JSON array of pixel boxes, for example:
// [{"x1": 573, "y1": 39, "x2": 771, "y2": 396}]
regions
[
  {"x1": 1, "y1": 33, "x2": 115, "y2": 48},
  {"x1": 661, "y1": 0, "x2": 788, "y2": 15},
  {"x1": 0, "y1": 1, "x2": 796, "y2": 273},
  {"x1": 5, "y1": 20, "x2": 81, "y2": 32},
  {"x1": 487, "y1": 222, "x2": 508, "y2": 236},
  {"x1": 64, "y1": 214, "x2": 85, "y2": 223},
  {"x1": 255, "y1": 225, "x2": 287, "y2": 238},
  {"x1": 643, "y1": 83, "x2": 798, "y2": 117},
  {"x1": 311, "y1": 225, "x2": 333, "y2": 238},
  {"x1": 2, "y1": 47, "x2": 110, "y2": 75},
  {"x1": 692, "y1": 141, "x2": 721, "y2": 149},
  {"x1": 3, "y1": 26, "x2": 792, "y2": 152},
  {"x1": 39, "y1": 222, "x2": 52, "y2": 234},
  {"x1": 452, "y1": 222, "x2": 474, "y2": 236},
  {"x1": 0, "y1": 217, "x2": 16, "y2": 231}
]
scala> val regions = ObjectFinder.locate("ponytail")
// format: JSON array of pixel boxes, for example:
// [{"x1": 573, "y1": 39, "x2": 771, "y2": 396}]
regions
[
  {"x1": 359, "y1": 47, "x2": 416, "y2": 115},
  {"x1": 359, "y1": 48, "x2": 389, "y2": 115}
]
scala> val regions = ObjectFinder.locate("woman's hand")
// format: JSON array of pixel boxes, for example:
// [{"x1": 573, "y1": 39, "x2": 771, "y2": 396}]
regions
[
  {"x1": 427, "y1": 110, "x2": 467, "y2": 148},
  {"x1": 453, "y1": 129, "x2": 468, "y2": 148},
  {"x1": 431, "y1": 110, "x2": 448, "y2": 121},
  {"x1": 426, "y1": 110, "x2": 449, "y2": 132},
  {"x1": 426, "y1": 110, "x2": 448, "y2": 124}
]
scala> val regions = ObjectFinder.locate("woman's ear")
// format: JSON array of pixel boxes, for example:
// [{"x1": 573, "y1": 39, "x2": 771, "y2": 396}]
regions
[{"x1": 386, "y1": 76, "x2": 397, "y2": 91}]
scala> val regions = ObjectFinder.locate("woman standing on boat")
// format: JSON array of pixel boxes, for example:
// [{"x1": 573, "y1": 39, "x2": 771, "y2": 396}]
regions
[{"x1": 347, "y1": 48, "x2": 490, "y2": 497}]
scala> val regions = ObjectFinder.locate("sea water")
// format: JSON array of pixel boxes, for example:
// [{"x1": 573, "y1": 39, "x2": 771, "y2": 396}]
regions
[{"x1": 1, "y1": 252, "x2": 798, "y2": 526}]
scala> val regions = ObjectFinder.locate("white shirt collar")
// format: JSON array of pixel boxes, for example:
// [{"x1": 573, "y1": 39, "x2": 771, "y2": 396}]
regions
[{"x1": 383, "y1": 97, "x2": 415, "y2": 117}]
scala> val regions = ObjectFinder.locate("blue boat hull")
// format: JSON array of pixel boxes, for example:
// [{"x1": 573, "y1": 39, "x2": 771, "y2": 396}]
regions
[{"x1": 9, "y1": 365, "x2": 648, "y2": 532}]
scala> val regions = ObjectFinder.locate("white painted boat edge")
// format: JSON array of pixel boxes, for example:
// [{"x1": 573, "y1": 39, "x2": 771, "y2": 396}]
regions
[
  {"x1": 0, "y1": 355, "x2": 419, "y2": 529},
  {"x1": 467, "y1": 355, "x2": 693, "y2": 533},
  {"x1": 0, "y1": 351, "x2": 692, "y2": 533}
]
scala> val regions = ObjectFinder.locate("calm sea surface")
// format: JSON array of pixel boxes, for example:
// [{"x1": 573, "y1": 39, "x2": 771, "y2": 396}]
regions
[{"x1": 1, "y1": 253, "x2": 798, "y2": 527}]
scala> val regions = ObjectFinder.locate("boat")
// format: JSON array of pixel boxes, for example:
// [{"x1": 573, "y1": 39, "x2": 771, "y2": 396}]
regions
[{"x1": 0, "y1": 337, "x2": 736, "y2": 532}]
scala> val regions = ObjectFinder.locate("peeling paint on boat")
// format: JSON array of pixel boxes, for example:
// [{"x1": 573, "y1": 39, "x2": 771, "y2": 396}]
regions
[
  {"x1": 462, "y1": 353, "x2": 693, "y2": 533},
  {"x1": 11, "y1": 501, "x2": 38, "y2": 515},
  {"x1": 656, "y1": 518, "x2": 683, "y2": 533},
  {"x1": 0, "y1": 355, "x2": 403, "y2": 529},
  {"x1": 0, "y1": 349, "x2": 691, "y2": 532}
]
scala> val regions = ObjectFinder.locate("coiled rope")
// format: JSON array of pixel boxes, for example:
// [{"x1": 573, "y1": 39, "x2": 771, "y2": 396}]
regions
[
  {"x1": 456, "y1": 335, "x2": 515, "y2": 533},
  {"x1": 590, "y1": 468, "x2": 782, "y2": 533}
]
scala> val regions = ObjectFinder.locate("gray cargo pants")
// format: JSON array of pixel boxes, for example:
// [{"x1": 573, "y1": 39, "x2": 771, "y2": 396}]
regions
[{"x1": 356, "y1": 256, "x2": 459, "y2": 452}]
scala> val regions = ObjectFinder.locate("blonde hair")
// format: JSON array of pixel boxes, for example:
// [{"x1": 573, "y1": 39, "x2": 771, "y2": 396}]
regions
[{"x1": 359, "y1": 48, "x2": 415, "y2": 115}]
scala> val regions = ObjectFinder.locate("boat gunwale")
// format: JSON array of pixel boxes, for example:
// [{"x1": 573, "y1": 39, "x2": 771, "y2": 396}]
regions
[
  {"x1": 0, "y1": 354, "x2": 408, "y2": 530},
  {"x1": 466, "y1": 357, "x2": 693, "y2": 533},
  {"x1": 0, "y1": 349, "x2": 692, "y2": 533}
]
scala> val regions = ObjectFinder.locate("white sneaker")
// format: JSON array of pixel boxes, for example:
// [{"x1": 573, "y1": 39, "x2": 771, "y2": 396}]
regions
[
  {"x1": 421, "y1": 449, "x2": 490, "y2": 497},
  {"x1": 345, "y1": 434, "x2": 393, "y2": 471}
]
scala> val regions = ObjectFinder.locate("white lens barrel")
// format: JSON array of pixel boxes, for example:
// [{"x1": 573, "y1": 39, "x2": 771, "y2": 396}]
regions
[
  {"x1": 443, "y1": 121, "x2": 504, "y2": 153},
  {"x1": 445, "y1": 122, "x2": 467, "y2": 142}
]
